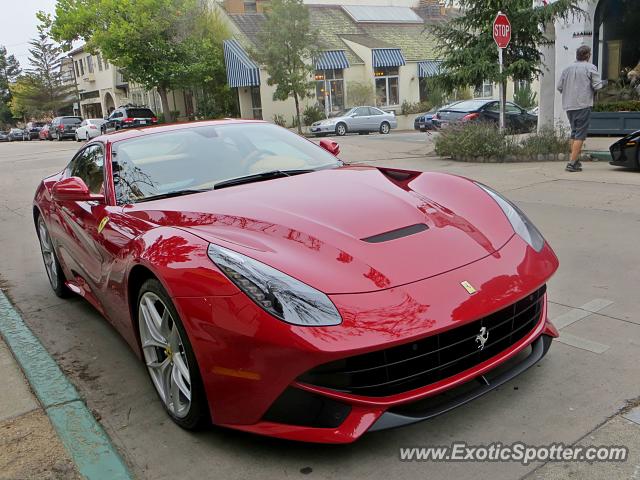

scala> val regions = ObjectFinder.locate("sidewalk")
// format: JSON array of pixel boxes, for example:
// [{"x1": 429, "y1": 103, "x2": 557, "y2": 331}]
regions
[
  {"x1": 0, "y1": 289, "x2": 132, "y2": 480},
  {"x1": 0, "y1": 338, "x2": 80, "y2": 479}
]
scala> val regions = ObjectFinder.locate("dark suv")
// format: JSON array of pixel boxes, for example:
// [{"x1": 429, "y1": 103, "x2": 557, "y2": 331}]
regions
[
  {"x1": 51, "y1": 116, "x2": 83, "y2": 140},
  {"x1": 104, "y1": 106, "x2": 157, "y2": 132}
]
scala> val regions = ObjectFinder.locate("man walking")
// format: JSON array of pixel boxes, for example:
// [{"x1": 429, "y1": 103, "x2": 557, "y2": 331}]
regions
[{"x1": 557, "y1": 45, "x2": 605, "y2": 172}]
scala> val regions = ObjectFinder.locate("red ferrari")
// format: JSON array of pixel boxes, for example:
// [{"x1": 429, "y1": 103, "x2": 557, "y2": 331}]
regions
[{"x1": 34, "y1": 120, "x2": 559, "y2": 443}]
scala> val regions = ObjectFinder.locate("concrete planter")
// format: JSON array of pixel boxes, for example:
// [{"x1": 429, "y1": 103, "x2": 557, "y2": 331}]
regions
[{"x1": 588, "y1": 111, "x2": 640, "y2": 135}]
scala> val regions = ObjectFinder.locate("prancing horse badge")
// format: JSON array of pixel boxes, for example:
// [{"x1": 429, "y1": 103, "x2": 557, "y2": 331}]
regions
[{"x1": 461, "y1": 281, "x2": 477, "y2": 295}]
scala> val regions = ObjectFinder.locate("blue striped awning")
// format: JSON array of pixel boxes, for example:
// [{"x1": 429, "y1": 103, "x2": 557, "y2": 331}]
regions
[
  {"x1": 223, "y1": 39, "x2": 260, "y2": 88},
  {"x1": 418, "y1": 60, "x2": 442, "y2": 78},
  {"x1": 372, "y1": 48, "x2": 406, "y2": 68},
  {"x1": 315, "y1": 50, "x2": 350, "y2": 70}
]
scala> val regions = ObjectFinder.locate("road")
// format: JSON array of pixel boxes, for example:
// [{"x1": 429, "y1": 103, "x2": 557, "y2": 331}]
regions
[{"x1": 0, "y1": 133, "x2": 639, "y2": 480}]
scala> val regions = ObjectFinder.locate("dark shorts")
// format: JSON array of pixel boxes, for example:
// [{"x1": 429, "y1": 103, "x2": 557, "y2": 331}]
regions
[{"x1": 566, "y1": 108, "x2": 591, "y2": 140}]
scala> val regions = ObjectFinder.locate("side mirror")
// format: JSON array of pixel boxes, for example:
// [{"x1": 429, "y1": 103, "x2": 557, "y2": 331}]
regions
[
  {"x1": 52, "y1": 177, "x2": 103, "y2": 202},
  {"x1": 319, "y1": 139, "x2": 340, "y2": 156}
]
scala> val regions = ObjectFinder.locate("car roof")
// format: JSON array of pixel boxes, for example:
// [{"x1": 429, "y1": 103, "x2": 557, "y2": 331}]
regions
[{"x1": 94, "y1": 119, "x2": 269, "y2": 144}]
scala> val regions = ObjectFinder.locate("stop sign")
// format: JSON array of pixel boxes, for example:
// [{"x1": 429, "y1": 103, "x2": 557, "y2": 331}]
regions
[{"x1": 493, "y1": 12, "x2": 511, "y2": 49}]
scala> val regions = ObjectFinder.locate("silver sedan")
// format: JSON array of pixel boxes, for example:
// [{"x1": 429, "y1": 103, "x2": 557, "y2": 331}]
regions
[{"x1": 310, "y1": 106, "x2": 397, "y2": 136}]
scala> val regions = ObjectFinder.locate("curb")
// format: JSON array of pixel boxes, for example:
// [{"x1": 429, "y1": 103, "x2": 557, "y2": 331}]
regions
[{"x1": 0, "y1": 290, "x2": 133, "y2": 480}]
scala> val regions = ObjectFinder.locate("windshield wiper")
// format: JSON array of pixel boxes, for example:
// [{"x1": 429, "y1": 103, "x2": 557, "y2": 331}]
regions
[
  {"x1": 213, "y1": 169, "x2": 314, "y2": 190},
  {"x1": 134, "y1": 188, "x2": 212, "y2": 203}
]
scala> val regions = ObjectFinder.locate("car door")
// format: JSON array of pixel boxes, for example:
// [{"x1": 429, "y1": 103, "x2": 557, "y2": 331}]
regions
[
  {"x1": 53, "y1": 144, "x2": 114, "y2": 300},
  {"x1": 347, "y1": 107, "x2": 369, "y2": 131},
  {"x1": 504, "y1": 103, "x2": 524, "y2": 132}
]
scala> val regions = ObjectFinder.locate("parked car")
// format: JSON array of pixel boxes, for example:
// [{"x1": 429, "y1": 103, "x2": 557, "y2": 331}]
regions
[
  {"x1": 433, "y1": 99, "x2": 538, "y2": 133},
  {"x1": 75, "y1": 119, "x2": 107, "y2": 141},
  {"x1": 51, "y1": 116, "x2": 83, "y2": 140},
  {"x1": 104, "y1": 106, "x2": 158, "y2": 132},
  {"x1": 7, "y1": 128, "x2": 28, "y2": 141},
  {"x1": 25, "y1": 121, "x2": 46, "y2": 140},
  {"x1": 609, "y1": 130, "x2": 640, "y2": 169},
  {"x1": 34, "y1": 119, "x2": 559, "y2": 442},
  {"x1": 310, "y1": 106, "x2": 397, "y2": 136},
  {"x1": 414, "y1": 110, "x2": 438, "y2": 131},
  {"x1": 39, "y1": 124, "x2": 53, "y2": 141},
  {"x1": 0, "y1": 131, "x2": 9, "y2": 142}
]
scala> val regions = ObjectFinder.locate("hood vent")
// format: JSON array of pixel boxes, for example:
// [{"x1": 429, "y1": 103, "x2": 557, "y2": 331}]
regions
[{"x1": 362, "y1": 223, "x2": 428, "y2": 243}]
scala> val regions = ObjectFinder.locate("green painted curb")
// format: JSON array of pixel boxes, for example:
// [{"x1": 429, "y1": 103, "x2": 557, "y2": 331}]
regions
[{"x1": 0, "y1": 290, "x2": 133, "y2": 480}]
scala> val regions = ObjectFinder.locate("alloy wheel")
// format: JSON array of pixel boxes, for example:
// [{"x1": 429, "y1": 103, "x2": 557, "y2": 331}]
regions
[
  {"x1": 380, "y1": 122, "x2": 390, "y2": 134},
  {"x1": 336, "y1": 123, "x2": 346, "y2": 136},
  {"x1": 138, "y1": 292, "x2": 192, "y2": 418},
  {"x1": 37, "y1": 217, "x2": 58, "y2": 289}
]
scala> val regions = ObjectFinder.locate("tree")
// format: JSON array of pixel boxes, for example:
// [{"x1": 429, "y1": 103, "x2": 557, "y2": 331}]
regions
[
  {"x1": 346, "y1": 81, "x2": 374, "y2": 107},
  {"x1": 432, "y1": 1, "x2": 582, "y2": 115},
  {"x1": 8, "y1": 14, "x2": 73, "y2": 120},
  {"x1": 51, "y1": 0, "x2": 232, "y2": 122},
  {"x1": 0, "y1": 46, "x2": 21, "y2": 126},
  {"x1": 255, "y1": 0, "x2": 318, "y2": 134}
]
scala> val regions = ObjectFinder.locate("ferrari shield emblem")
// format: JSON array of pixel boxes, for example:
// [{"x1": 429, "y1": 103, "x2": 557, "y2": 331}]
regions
[
  {"x1": 461, "y1": 281, "x2": 477, "y2": 295},
  {"x1": 98, "y1": 216, "x2": 109, "y2": 234}
]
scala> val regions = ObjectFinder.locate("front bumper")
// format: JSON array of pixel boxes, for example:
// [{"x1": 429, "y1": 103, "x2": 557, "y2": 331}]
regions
[
  {"x1": 609, "y1": 141, "x2": 639, "y2": 169},
  {"x1": 310, "y1": 124, "x2": 338, "y2": 134},
  {"x1": 174, "y1": 235, "x2": 558, "y2": 443}
]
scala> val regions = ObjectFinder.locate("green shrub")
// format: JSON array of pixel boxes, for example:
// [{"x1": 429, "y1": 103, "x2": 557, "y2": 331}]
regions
[
  {"x1": 272, "y1": 114, "x2": 287, "y2": 127},
  {"x1": 513, "y1": 83, "x2": 537, "y2": 110},
  {"x1": 347, "y1": 81, "x2": 374, "y2": 107},
  {"x1": 400, "y1": 100, "x2": 433, "y2": 115},
  {"x1": 519, "y1": 126, "x2": 570, "y2": 155},
  {"x1": 434, "y1": 122, "x2": 570, "y2": 159},
  {"x1": 303, "y1": 104, "x2": 325, "y2": 125},
  {"x1": 593, "y1": 100, "x2": 640, "y2": 112},
  {"x1": 435, "y1": 122, "x2": 508, "y2": 158}
]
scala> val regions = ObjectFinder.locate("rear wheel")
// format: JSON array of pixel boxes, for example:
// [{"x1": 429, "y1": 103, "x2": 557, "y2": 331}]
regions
[
  {"x1": 335, "y1": 123, "x2": 347, "y2": 136},
  {"x1": 137, "y1": 279, "x2": 209, "y2": 430},
  {"x1": 380, "y1": 122, "x2": 391, "y2": 134},
  {"x1": 36, "y1": 216, "x2": 71, "y2": 298}
]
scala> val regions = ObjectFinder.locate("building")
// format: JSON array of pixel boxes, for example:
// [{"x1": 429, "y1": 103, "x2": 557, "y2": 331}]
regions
[
  {"x1": 538, "y1": 0, "x2": 639, "y2": 129},
  {"x1": 67, "y1": 46, "x2": 194, "y2": 120},
  {"x1": 220, "y1": 0, "x2": 539, "y2": 124},
  {"x1": 221, "y1": 1, "x2": 449, "y2": 122}
]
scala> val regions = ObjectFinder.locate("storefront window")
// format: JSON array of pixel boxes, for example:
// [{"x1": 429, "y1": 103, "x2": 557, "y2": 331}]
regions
[
  {"x1": 374, "y1": 67, "x2": 399, "y2": 107},
  {"x1": 474, "y1": 80, "x2": 494, "y2": 98},
  {"x1": 315, "y1": 69, "x2": 344, "y2": 117},
  {"x1": 251, "y1": 86, "x2": 262, "y2": 120}
]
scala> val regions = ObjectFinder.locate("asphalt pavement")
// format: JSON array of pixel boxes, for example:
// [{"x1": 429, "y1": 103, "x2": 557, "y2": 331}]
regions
[{"x1": 0, "y1": 133, "x2": 639, "y2": 480}]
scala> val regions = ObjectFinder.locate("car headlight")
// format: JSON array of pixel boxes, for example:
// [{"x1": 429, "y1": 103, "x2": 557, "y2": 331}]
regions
[
  {"x1": 475, "y1": 183, "x2": 545, "y2": 252},
  {"x1": 207, "y1": 244, "x2": 342, "y2": 326}
]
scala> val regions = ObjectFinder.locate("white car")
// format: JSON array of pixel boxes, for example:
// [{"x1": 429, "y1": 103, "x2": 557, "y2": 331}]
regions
[
  {"x1": 310, "y1": 106, "x2": 398, "y2": 136},
  {"x1": 75, "y1": 119, "x2": 107, "y2": 141}
]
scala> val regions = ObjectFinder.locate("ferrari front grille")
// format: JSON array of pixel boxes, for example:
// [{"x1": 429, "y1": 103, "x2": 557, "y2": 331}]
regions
[{"x1": 298, "y1": 285, "x2": 546, "y2": 397}]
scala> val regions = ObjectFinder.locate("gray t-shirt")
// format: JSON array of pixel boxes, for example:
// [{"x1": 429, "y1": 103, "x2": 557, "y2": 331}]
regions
[{"x1": 557, "y1": 61, "x2": 604, "y2": 111}]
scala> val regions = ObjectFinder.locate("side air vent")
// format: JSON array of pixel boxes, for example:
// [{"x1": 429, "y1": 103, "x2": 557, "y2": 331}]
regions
[{"x1": 362, "y1": 223, "x2": 428, "y2": 243}]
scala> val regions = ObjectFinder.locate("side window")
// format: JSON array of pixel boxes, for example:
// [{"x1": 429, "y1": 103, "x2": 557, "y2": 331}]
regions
[
  {"x1": 368, "y1": 107, "x2": 384, "y2": 116},
  {"x1": 70, "y1": 145, "x2": 105, "y2": 194},
  {"x1": 506, "y1": 103, "x2": 522, "y2": 114},
  {"x1": 485, "y1": 102, "x2": 500, "y2": 112},
  {"x1": 80, "y1": 120, "x2": 87, "y2": 127},
  {"x1": 354, "y1": 107, "x2": 369, "y2": 117}
]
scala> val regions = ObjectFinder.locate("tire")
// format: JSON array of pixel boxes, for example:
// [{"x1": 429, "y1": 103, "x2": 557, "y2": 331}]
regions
[
  {"x1": 75, "y1": 133, "x2": 80, "y2": 142},
  {"x1": 36, "y1": 215, "x2": 71, "y2": 298},
  {"x1": 137, "y1": 278, "x2": 210, "y2": 430},
  {"x1": 335, "y1": 122, "x2": 347, "y2": 136},
  {"x1": 380, "y1": 122, "x2": 391, "y2": 134}
]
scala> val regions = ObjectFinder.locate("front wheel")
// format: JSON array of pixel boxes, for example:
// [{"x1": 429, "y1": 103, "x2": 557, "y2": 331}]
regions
[
  {"x1": 335, "y1": 123, "x2": 347, "y2": 136},
  {"x1": 137, "y1": 279, "x2": 209, "y2": 430},
  {"x1": 380, "y1": 122, "x2": 391, "y2": 134}
]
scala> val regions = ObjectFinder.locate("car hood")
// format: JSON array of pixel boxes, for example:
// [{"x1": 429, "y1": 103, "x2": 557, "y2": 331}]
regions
[{"x1": 125, "y1": 167, "x2": 515, "y2": 294}]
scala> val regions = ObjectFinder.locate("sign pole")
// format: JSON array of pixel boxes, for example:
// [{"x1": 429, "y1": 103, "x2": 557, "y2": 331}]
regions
[{"x1": 498, "y1": 46, "x2": 505, "y2": 133}]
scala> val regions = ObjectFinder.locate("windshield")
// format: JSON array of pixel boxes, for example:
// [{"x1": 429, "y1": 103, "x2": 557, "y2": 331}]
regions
[{"x1": 112, "y1": 123, "x2": 341, "y2": 204}]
